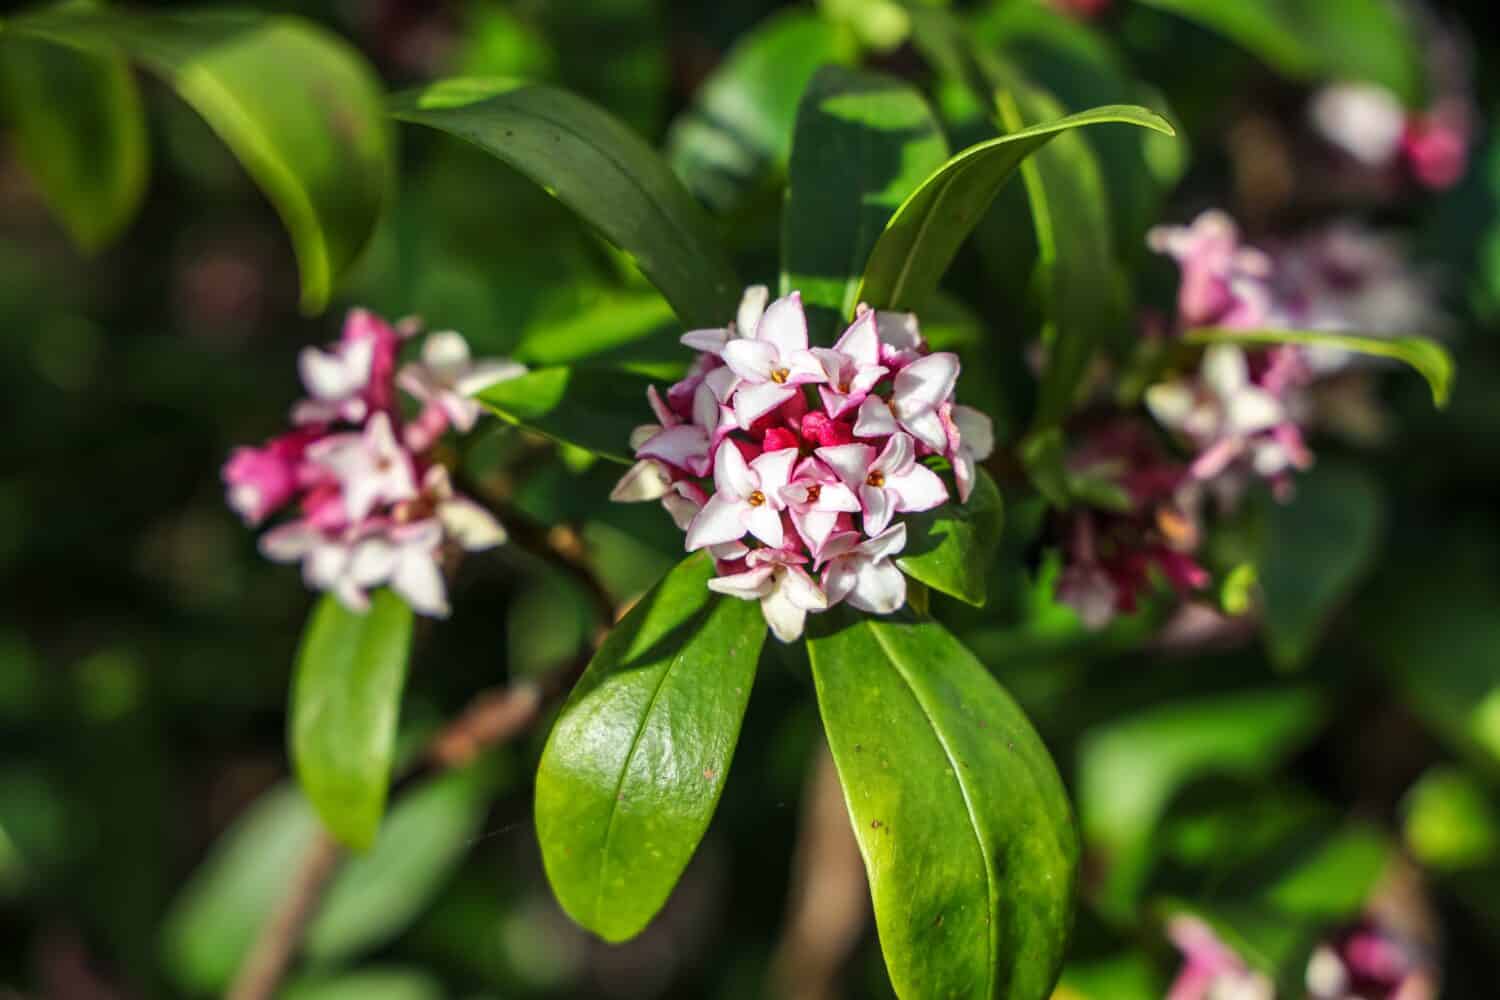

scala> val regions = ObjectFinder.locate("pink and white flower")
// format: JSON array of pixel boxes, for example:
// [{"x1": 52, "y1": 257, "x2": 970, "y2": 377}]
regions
[
  {"x1": 708, "y1": 547, "x2": 828, "y2": 643},
  {"x1": 1146, "y1": 345, "x2": 1296, "y2": 482},
  {"x1": 686, "y1": 443, "x2": 798, "y2": 551},
  {"x1": 1166, "y1": 916, "x2": 1274, "y2": 1000},
  {"x1": 818, "y1": 432, "x2": 948, "y2": 537},
  {"x1": 718, "y1": 292, "x2": 828, "y2": 426},
  {"x1": 813, "y1": 310, "x2": 887, "y2": 418},
  {"x1": 222, "y1": 426, "x2": 321, "y2": 525},
  {"x1": 819, "y1": 523, "x2": 908, "y2": 614},
  {"x1": 306, "y1": 412, "x2": 419, "y2": 522},
  {"x1": 398, "y1": 329, "x2": 527, "y2": 440},
  {"x1": 780, "y1": 456, "x2": 861, "y2": 557},
  {"x1": 852, "y1": 351, "x2": 960, "y2": 451},
  {"x1": 1148, "y1": 211, "x2": 1274, "y2": 330},
  {"x1": 942, "y1": 403, "x2": 995, "y2": 504}
]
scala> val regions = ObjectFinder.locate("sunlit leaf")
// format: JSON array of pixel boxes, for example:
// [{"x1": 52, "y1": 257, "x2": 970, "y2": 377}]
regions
[
  {"x1": 391, "y1": 78, "x2": 739, "y2": 329},
  {"x1": 475, "y1": 365, "x2": 656, "y2": 464},
  {"x1": 806, "y1": 610, "x2": 1078, "y2": 1000},
  {"x1": 896, "y1": 468, "x2": 1004, "y2": 606},
  {"x1": 535, "y1": 553, "x2": 765, "y2": 942}
]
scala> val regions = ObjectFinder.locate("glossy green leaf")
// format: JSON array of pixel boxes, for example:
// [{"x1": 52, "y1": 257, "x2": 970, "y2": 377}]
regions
[
  {"x1": 306, "y1": 763, "x2": 496, "y2": 962},
  {"x1": 1403, "y1": 766, "x2": 1500, "y2": 872},
  {"x1": 291, "y1": 591, "x2": 414, "y2": 850},
  {"x1": 856, "y1": 101, "x2": 1173, "y2": 314},
  {"x1": 535, "y1": 553, "x2": 766, "y2": 942},
  {"x1": 0, "y1": 1, "x2": 148, "y2": 252},
  {"x1": 806, "y1": 611, "x2": 1078, "y2": 1000},
  {"x1": 896, "y1": 468, "x2": 1004, "y2": 607},
  {"x1": 1136, "y1": 0, "x2": 1423, "y2": 104},
  {"x1": 1185, "y1": 327, "x2": 1454, "y2": 407},
  {"x1": 781, "y1": 66, "x2": 949, "y2": 341},
  {"x1": 1077, "y1": 688, "x2": 1323, "y2": 914},
  {"x1": 476, "y1": 365, "x2": 656, "y2": 464},
  {"x1": 1256, "y1": 463, "x2": 1384, "y2": 669},
  {"x1": 666, "y1": 10, "x2": 857, "y2": 214},
  {"x1": 4, "y1": 8, "x2": 392, "y2": 312},
  {"x1": 512, "y1": 289, "x2": 683, "y2": 380},
  {"x1": 390, "y1": 78, "x2": 739, "y2": 329}
]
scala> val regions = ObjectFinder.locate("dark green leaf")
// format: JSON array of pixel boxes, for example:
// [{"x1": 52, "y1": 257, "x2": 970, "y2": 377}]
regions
[
  {"x1": 280, "y1": 968, "x2": 444, "y2": 1000},
  {"x1": 476, "y1": 365, "x2": 656, "y2": 465},
  {"x1": 5, "y1": 8, "x2": 392, "y2": 312},
  {"x1": 1257, "y1": 463, "x2": 1384, "y2": 669},
  {"x1": 0, "y1": 1, "x2": 148, "y2": 252},
  {"x1": 896, "y1": 467, "x2": 1004, "y2": 606},
  {"x1": 1186, "y1": 327, "x2": 1454, "y2": 407},
  {"x1": 666, "y1": 11, "x2": 857, "y2": 214},
  {"x1": 535, "y1": 553, "x2": 766, "y2": 942},
  {"x1": 781, "y1": 65, "x2": 949, "y2": 341},
  {"x1": 1077, "y1": 688, "x2": 1324, "y2": 914},
  {"x1": 856, "y1": 101, "x2": 1173, "y2": 315},
  {"x1": 1136, "y1": 0, "x2": 1424, "y2": 104},
  {"x1": 390, "y1": 78, "x2": 739, "y2": 329},
  {"x1": 512, "y1": 289, "x2": 684, "y2": 380},
  {"x1": 291, "y1": 591, "x2": 414, "y2": 850},
  {"x1": 806, "y1": 611, "x2": 1078, "y2": 1000}
]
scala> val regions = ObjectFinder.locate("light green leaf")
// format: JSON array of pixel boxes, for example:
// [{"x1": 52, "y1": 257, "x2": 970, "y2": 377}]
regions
[
  {"x1": 1077, "y1": 688, "x2": 1324, "y2": 915},
  {"x1": 4, "y1": 8, "x2": 392, "y2": 312},
  {"x1": 535, "y1": 553, "x2": 766, "y2": 942},
  {"x1": 1403, "y1": 766, "x2": 1500, "y2": 872},
  {"x1": 896, "y1": 467, "x2": 1004, "y2": 606},
  {"x1": 806, "y1": 611, "x2": 1078, "y2": 1000},
  {"x1": 291, "y1": 591, "x2": 414, "y2": 851},
  {"x1": 0, "y1": 1, "x2": 147, "y2": 252},
  {"x1": 781, "y1": 65, "x2": 949, "y2": 341},
  {"x1": 666, "y1": 10, "x2": 857, "y2": 214},
  {"x1": 1136, "y1": 0, "x2": 1423, "y2": 104},
  {"x1": 1185, "y1": 327, "x2": 1454, "y2": 407},
  {"x1": 281, "y1": 968, "x2": 444, "y2": 1000},
  {"x1": 856, "y1": 101, "x2": 1173, "y2": 315},
  {"x1": 476, "y1": 365, "x2": 656, "y2": 465},
  {"x1": 390, "y1": 78, "x2": 739, "y2": 329},
  {"x1": 1256, "y1": 463, "x2": 1385, "y2": 670}
]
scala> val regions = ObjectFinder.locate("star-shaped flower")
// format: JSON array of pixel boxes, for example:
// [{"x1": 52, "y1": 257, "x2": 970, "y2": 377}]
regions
[
  {"x1": 852, "y1": 351, "x2": 960, "y2": 452},
  {"x1": 708, "y1": 547, "x2": 828, "y2": 642},
  {"x1": 685, "y1": 444, "x2": 798, "y2": 551},
  {"x1": 813, "y1": 310, "x2": 888, "y2": 419},
  {"x1": 1146, "y1": 344, "x2": 1289, "y2": 481},
  {"x1": 398, "y1": 330, "x2": 527, "y2": 435},
  {"x1": 817, "y1": 432, "x2": 948, "y2": 537},
  {"x1": 818, "y1": 523, "x2": 908, "y2": 614},
  {"x1": 779, "y1": 456, "x2": 861, "y2": 557},
  {"x1": 305, "y1": 412, "x2": 418, "y2": 522},
  {"x1": 718, "y1": 292, "x2": 828, "y2": 427}
]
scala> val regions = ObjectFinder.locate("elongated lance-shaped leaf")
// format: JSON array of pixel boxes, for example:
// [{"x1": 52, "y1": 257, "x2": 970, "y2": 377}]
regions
[
  {"x1": 0, "y1": 0, "x2": 148, "y2": 253},
  {"x1": 856, "y1": 102, "x2": 1173, "y2": 315},
  {"x1": 1185, "y1": 327, "x2": 1454, "y2": 407},
  {"x1": 475, "y1": 365, "x2": 657, "y2": 465},
  {"x1": 535, "y1": 553, "x2": 766, "y2": 942},
  {"x1": 806, "y1": 610, "x2": 1078, "y2": 1000},
  {"x1": 3, "y1": 8, "x2": 392, "y2": 313},
  {"x1": 781, "y1": 65, "x2": 949, "y2": 342},
  {"x1": 896, "y1": 468, "x2": 1004, "y2": 607},
  {"x1": 390, "y1": 78, "x2": 740, "y2": 330},
  {"x1": 291, "y1": 591, "x2": 414, "y2": 851}
]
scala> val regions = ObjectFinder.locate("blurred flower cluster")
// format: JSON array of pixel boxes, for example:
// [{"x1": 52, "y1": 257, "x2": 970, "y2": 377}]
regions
[
  {"x1": 1167, "y1": 914, "x2": 1435, "y2": 1000},
  {"x1": 613, "y1": 287, "x2": 993, "y2": 641},
  {"x1": 222, "y1": 309, "x2": 522, "y2": 616}
]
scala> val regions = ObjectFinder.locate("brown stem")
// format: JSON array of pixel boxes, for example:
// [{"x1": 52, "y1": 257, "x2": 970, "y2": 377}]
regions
[{"x1": 225, "y1": 649, "x2": 591, "y2": 1000}]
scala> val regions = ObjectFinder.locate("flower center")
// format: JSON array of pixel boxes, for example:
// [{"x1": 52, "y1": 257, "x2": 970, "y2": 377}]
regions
[
  {"x1": 770, "y1": 367, "x2": 790, "y2": 385},
  {"x1": 866, "y1": 470, "x2": 885, "y2": 488},
  {"x1": 747, "y1": 490, "x2": 766, "y2": 507},
  {"x1": 887, "y1": 398, "x2": 903, "y2": 420},
  {"x1": 804, "y1": 484, "x2": 822, "y2": 503},
  {"x1": 838, "y1": 380, "x2": 851, "y2": 393}
]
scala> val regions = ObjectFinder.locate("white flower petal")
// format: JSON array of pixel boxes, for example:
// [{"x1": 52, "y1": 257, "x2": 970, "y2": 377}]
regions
[
  {"x1": 1145, "y1": 381, "x2": 1196, "y2": 431},
  {"x1": 611, "y1": 459, "x2": 673, "y2": 502},
  {"x1": 736, "y1": 284, "x2": 770, "y2": 337},
  {"x1": 893, "y1": 351, "x2": 959, "y2": 410},
  {"x1": 454, "y1": 359, "x2": 527, "y2": 396},
  {"x1": 952, "y1": 404, "x2": 994, "y2": 460},
  {"x1": 861, "y1": 484, "x2": 893, "y2": 537},
  {"x1": 732, "y1": 380, "x2": 797, "y2": 428},
  {"x1": 860, "y1": 522, "x2": 907, "y2": 562},
  {"x1": 890, "y1": 463, "x2": 948, "y2": 513},
  {"x1": 815, "y1": 443, "x2": 876, "y2": 491},
  {"x1": 722, "y1": 338, "x2": 779, "y2": 381},
  {"x1": 1202, "y1": 344, "x2": 1250, "y2": 397},
  {"x1": 833, "y1": 309, "x2": 880, "y2": 366},
  {"x1": 421, "y1": 330, "x2": 472, "y2": 380},
  {"x1": 847, "y1": 558, "x2": 906, "y2": 615},
  {"x1": 756, "y1": 292, "x2": 809, "y2": 357},
  {"x1": 875, "y1": 431, "x2": 914, "y2": 476},
  {"x1": 1225, "y1": 387, "x2": 1284, "y2": 435},
  {"x1": 638, "y1": 424, "x2": 710, "y2": 475},
  {"x1": 713, "y1": 438, "x2": 757, "y2": 499},
  {"x1": 681, "y1": 327, "x2": 731, "y2": 354},
  {"x1": 392, "y1": 549, "x2": 450, "y2": 618},
  {"x1": 852, "y1": 394, "x2": 898, "y2": 438},
  {"x1": 707, "y1": 565, "x2": 775, "y2": 600},
  {"x1": 686, "y1": 495, "x2": 749, "y2": 551},
  {"x1": 439, "y1": 498, "x2": 507, "y2": 551},
  {"x1": 750, "y1": 447, "x2": 798, "y2": 498},
  {"x1": 743, "y1": 502, "x2": 785, "y2": 549},
  {"x1": 902, "y1": 408, "x2": 950, "y2": 453},
  {"x1": 780, "y1": 566, "x2": 829, "y2": 612}
]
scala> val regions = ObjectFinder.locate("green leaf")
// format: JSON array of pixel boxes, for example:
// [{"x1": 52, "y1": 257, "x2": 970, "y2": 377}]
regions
[
  {"x1": 390, "y1": 78, "x2": 739, "y2": 329},
  {"x1": 291, "y1": 591, "x2": 414, "y2": 850},
  {"x1": 5, "y1": 8, "x2": 392, "y2": 312},
  {"x1": 0, "y1": 1, "x2": 148, "y2": 252},
  {"x1": 281, "y1": 968, "x2": 444, "y2": 1000},
  {"x1": 781, "y1": 65, "x2": 949, "y2": 341},
  {"x1": 512, "y1": 289, "x2": 684, "y2": 380},
  {"x1": 896, "y1": 467, "x2": 1004, "y2": 606},
  {"x1": 535, "y1": 553, "x2": 766, "y2": 942},
  {"x1": 1403, "y1": 766, "x2": 1500, "y2": 872},
  {"x1": 1256, "y1": 463, "x2": 1384, "y2": 670},
  {"x1": 805, "y1": 611, "x2": 1078, "y2": 1000},
  {"x1": 476, "y1": 365, "x2": 656, "y2": 464},
  {"x1": 666, "y1": 10, "x2": 857, "y2": 214},
  {"x1": 1077, "y1": 688, "x2": 1324, "y2": 915},
  {"x1": 306, "y1": 763, "x2": 496, "y2": 962},
  {"x1": 856, "y1": 101, "x2": 1173, "y2": 314},
  {"x1": 1136, "y1": 0, "x2": 1424, "y2": 104},
  {"x1": 1185, "y1": 327, "x2": 1454, "y2": 407}
]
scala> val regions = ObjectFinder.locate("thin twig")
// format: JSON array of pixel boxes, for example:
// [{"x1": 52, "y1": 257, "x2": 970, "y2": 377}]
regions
[{"x1": 226, "y1": 642, "x2": 597, "y2": 1000}]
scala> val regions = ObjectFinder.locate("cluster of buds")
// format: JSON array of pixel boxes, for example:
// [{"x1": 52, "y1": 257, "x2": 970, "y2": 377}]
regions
[
  {"x1": 613, "y1": 287, "x2": 993, "y2": 642},
  {"x1": 1167, "y1": 915, "x2": 1434, "y2": 1000},
  {"x1": 222, "y1": 309, "x2": 523, "y2": 617}
]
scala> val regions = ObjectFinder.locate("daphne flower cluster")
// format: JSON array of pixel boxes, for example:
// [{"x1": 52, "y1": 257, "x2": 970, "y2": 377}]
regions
[
  {"x1": 222, "y1": 309, "x2": 524, "y2": 617},
  {"x1": 612, "y1": 287, "x2": 993, "y2": 642},
  {"x1": 1167, "y1": 914, "x2": 1434, "y2": 1000}
]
